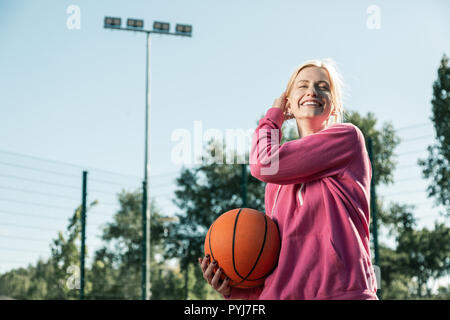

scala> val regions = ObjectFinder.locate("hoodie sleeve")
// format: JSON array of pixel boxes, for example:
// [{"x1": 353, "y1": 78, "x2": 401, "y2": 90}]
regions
[{"x1": 249, "y1": 108, "x2": 359, "y2": 185}]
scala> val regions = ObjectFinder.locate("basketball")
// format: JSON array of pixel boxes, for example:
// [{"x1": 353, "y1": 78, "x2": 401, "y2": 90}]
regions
[{"x1": 204, "y1": 208, "x2": 281, "y2": 288}]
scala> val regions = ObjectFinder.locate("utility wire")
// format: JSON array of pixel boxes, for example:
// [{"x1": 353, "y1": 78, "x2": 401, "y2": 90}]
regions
[
  {"x1": 0, "y1": 197, "x2": 76, "y2": 210},
  {"x1": 0, "y1": 185, "x2": 80, "y2": 201},
  {"x1": 0, "y1": 209, "x2": 68, "y2": 221},
  {"x1": 0, "y1": 234, "x2": 54, "y2": 243},
  {"x1": 0, "y1": 160, "x2": 80, "y2": 179},
  {"x1": 1, "y1": 222, "x2": 63, "y2": 232},
  {"x1": 399, "y1": 135, "x2": 434, "y2": 143},
  {"x1": 0, "y1": 173, "x2": 175, "y2": 196},
  {"x1": 379, "y1": 189, "x2": 427, "y2": 198},
  {"x1": 0, "y1": 148, "x2": 181, "y2": 180},
  {"x1": 396, "y1": 122, "x2": 431, "y2": 131},
  {"x1": 0, "y1": 246, "x2": 50, "y2": 254},
  {"x1": 0, "y1": 173, "x2": 79, "y2": 190},
  {"x1": 396, "y1": 149, "x2": 427, "y2": 157}
]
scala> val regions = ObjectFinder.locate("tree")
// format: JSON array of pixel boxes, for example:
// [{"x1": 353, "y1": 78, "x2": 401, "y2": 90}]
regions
[
  {"x1": 88, "y1": 189, "x2": 184, "y2": 300},
  {"x1": 0, "y1": 202, "x2": 96, "y2": 300},
  {"x1": 344, "y1": 111, "x2": 400, "y2": 187},
  {"x1": 418, "y1": 54, "x2": 450, "y2": 217},
  {"x1": 0, "y1": 190, "x2": 185, "y2": 300},
  {"x1": 396, "y1": 222, "x2": 450, "y2": 298}
]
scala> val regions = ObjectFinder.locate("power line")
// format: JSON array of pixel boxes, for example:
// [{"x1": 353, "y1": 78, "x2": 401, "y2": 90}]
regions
[
  {"x1": 0, "y1": 209, "x2": 68, "y2": 221},
  {"x1": 0, "y1": 175, "x2": 175, "y2": 198},
  {"x1": 1, "y1": 259, "x2": 35, "y2": 265},
  {"x1": 0, "y1": 247, "x2": 49, "y2": 254},
  {"x1": 0, "y1": 149, "x2": 141, "y2": 180},
  {"x1": 399, "y1": 135, "x2": 434, "y2": 143},
  {"x1": 0, "y1": 148, "x2": 181, "y2": 180},
  {"x1": 396, "y1": 163, "x2": 421, "y2": 170},
  {"x1": 379, "y1": 189, "x2": 426, "y2": 198},
  {"x1": 0, "y1": 234, "x2": 53, "y2": 243},
  {"x1": 395, "y1": 176, "x2": 423, "y2": 182},
  {"x1": 0, "y1": 210, "x2": 110, "y2": 227},
  {"x1": 0, "y1": 168, "x2": 176, "y2": 194},
  {"x1": 0, "y1": 185, "x2": 80, "y2": 201},
  {"x1": 396, "y1": 122, "x2": 431, "y2": 131},
  {"x1": 0, "y1": 173, "x2": 79, "y2": 190},
  {"x1": 89, "y1": 177, "x2": 140, "y2": 189},
  {"x1": 396, "y1": 149, "x2": 427, "y2": 157},
  {"x1": 0, "y1": 160, "x2": 80, "y2": 179},
  {"x1": 0, "y1": 197, "x2": 76, "y2": 211},
  {"x1": 1, "y1": 222, "x2": 62, "y2": 232}
]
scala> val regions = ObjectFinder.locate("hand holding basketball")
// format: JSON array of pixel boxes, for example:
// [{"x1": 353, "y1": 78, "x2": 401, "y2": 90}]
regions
[
  {"x1": 203, "y1": 208, "x2": 281, "y2": 289},
  {"x1": 198, "y1": 255, "x2": 231, "y2": 297}
]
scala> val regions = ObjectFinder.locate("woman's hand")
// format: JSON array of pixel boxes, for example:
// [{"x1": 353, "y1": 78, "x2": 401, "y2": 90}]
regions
[
  {"x1": 272, "y1": 91, "x2": 295, "y2": 120},
  {"x1": 198, "y1": 255, "x2": 231, "y2": 297}
]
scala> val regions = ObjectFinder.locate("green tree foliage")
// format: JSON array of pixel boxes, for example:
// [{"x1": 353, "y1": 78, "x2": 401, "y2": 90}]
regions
[
  {"x1": 87, "y1": 189, "x2": 184, "y2": 300},
  {"x1": 0, "y1": 191, "x2": 186, "y2": 300},
  {"x1": 418, "y1": 54, "x2": 450, "y2": 217},
  {"x1": 396, "y1": 222, "x2": 450, "y2": 298},
  {"x1": 0, "y1": 203, "x2": 95, "y2": 299},
  {"x1": 343, "y1": 111, "x2": 400, "y2": 187}
]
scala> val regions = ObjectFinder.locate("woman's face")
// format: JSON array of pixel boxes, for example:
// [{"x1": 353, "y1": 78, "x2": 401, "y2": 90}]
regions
[{"x1": 286, "y1": 66, "x2": 335, "y2": 124}]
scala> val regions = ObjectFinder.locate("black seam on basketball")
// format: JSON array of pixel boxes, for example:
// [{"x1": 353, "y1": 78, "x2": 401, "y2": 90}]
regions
[
  {"x1": 209, "y1": 221, "x2": 216, "y2": 265},
  {"x1": 232, "y1": 208, "x2": 245, "y2": 280},
  {"x1": 249, "y1": 217, "x2": 282, "y2": 281},
  {"x1": 234, "y1": 211, "x2": 268, "y2": 285},
  {"x1": 244, "y1": 213, "x2": 268, "y2": 281}
]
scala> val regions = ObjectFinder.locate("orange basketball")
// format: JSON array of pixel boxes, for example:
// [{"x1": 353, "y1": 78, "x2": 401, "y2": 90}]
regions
[{"x1": 204, "y1": 208, "x2": 281, "y2": 288}]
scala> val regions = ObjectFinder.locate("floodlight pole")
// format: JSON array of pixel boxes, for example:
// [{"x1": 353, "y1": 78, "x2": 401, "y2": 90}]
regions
[
  {"x1": 104, "y1": 21, "x2": 191, "y2": 301},
  {"x1": 142, "y1": 30, "x2": 151, "y2": 301}
]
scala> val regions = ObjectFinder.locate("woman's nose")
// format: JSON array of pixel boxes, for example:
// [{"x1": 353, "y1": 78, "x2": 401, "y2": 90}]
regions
[{"x1": 305, "y1": 87, "x2": 318, "y2": 97}]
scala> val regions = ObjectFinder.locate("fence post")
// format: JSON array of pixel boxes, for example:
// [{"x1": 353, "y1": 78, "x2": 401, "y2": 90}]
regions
[
  {"x1": 241, "y1": 164, "x2": 247, "y2": 208},
  {"x1": 367, "y1": 138, "x2": 381, "y2": 299},
  {"x1": 80, "y1": 170, "x2": 87, "y2": 300}
]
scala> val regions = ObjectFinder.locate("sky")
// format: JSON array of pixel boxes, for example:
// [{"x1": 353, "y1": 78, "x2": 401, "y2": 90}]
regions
[{"x1": 0, "y1": 0, "x2": 449, "y2": 275}]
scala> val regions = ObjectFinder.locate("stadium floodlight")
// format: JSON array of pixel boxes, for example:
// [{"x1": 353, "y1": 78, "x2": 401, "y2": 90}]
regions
[
  {"x1": 104, "y1": 16, "x2": 122, "y2": 29},
  {"x1": 103, "y1": 16, "x2": 192, "y2": 301},
  {"x1": 127, "y1": 18, "x2": 144, "y2": 29},
  {"x1": 175, "y1": 24, "x2": 192, "y2": 36},
  {"x1": 153, "y1": 21, "x2": 170, "y2": 33}
]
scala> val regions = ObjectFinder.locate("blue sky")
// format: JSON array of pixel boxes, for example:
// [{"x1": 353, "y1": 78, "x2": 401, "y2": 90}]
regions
[{"x1": 0, "y1": 0, "x2": 449, "y2": 273}]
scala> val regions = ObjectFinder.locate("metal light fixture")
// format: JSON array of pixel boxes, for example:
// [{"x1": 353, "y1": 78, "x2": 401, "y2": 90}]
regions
[
  {"x1": 153, "y1": 21, "x2": 170, "y2": 32},
  {"x1": 127, "y1": 18, "x2": 144, "y2": 29},
  {"x1": 104, "y1": 16, "x2": 121, "y2": 28},
  {"x1": 103, "y1": 16, "x2": 192, "y2": 300},
  {"x1": 175, "y1": 24, "x2": 192, "y2": 36}
]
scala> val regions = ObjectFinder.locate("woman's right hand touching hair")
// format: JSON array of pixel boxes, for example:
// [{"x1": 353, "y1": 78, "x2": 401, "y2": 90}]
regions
[
  {"x1": 198, "y1": 255, "x2": 231, "y2": 297},
  {"x1": 272, "y1": 91, "x2": 295, "y2": 120}
]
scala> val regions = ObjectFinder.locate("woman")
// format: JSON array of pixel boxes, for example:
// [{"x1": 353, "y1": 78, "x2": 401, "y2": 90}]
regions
[{"x1": 199, "y1": 59, "x2": 378, "y2": 300}]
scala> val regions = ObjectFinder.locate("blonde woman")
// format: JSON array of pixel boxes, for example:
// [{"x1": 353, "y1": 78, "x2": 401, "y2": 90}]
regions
[{"x1": 199, "y1": 59, "x2": 378, "y2": 300}]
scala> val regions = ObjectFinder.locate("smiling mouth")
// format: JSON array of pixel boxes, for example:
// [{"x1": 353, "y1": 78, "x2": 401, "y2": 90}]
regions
[{"x1": 299, "y1": 101, "x2": 323, "y2": 108}]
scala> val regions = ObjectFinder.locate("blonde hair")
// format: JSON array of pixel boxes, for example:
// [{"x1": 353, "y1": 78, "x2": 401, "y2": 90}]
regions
[{"x1": 285, "y1": 58, "x2": 344, "y2": 126}]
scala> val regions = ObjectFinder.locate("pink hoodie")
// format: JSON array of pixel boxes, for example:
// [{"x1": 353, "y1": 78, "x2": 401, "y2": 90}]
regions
[{"x1": 226, "y1": 108, "x2": 378, "y2": 300}]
